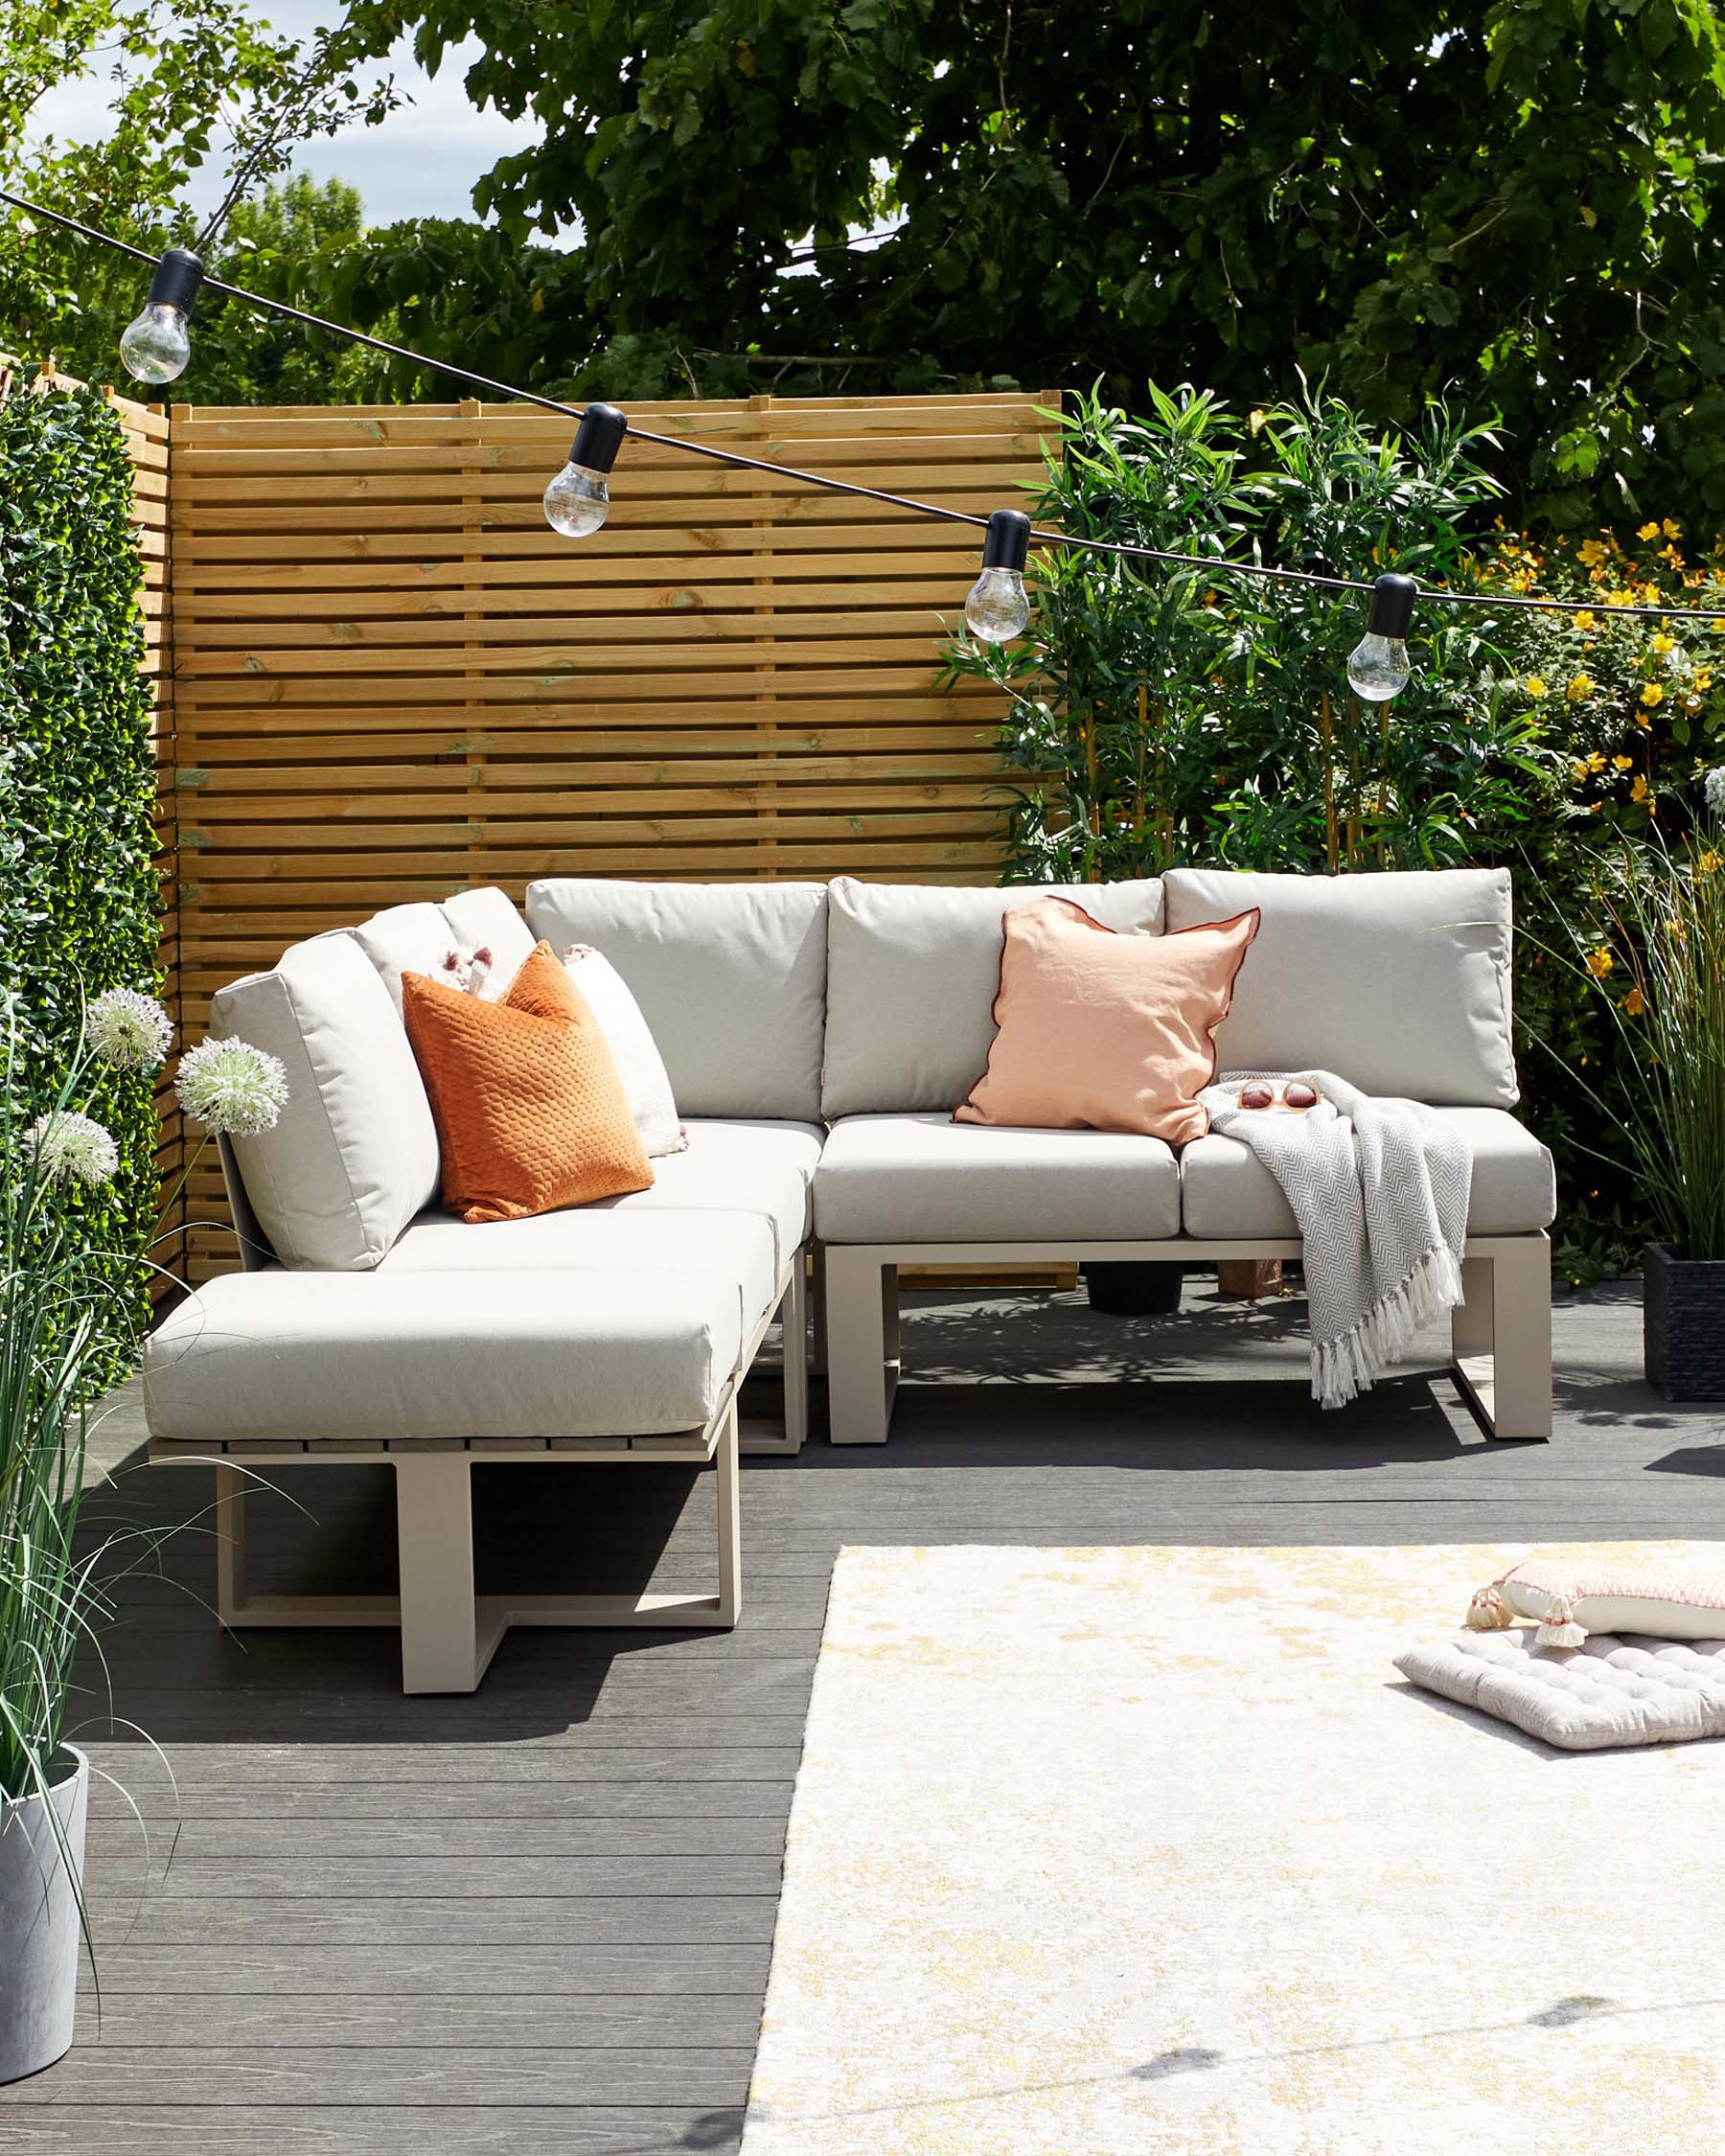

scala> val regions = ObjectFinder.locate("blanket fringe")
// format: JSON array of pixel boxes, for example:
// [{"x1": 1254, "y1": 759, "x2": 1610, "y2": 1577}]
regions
[{"x1": 1312, "y1": 1243, "x2": 1465, "y2": 1410}]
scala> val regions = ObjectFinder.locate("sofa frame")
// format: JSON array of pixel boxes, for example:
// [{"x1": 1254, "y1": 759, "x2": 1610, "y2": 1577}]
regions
[
  {"x1": 823, "y1": 1232, "x2": 1552, "y2": 1447},
  {"x1": 144, "y1": 1140, "x2": 808, "y2": 1692}
]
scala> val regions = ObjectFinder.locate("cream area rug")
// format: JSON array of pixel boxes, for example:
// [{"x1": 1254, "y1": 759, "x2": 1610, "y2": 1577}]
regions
[{"x1": 742, "y1": 1543, "x2": 1725, "y2": 2155}]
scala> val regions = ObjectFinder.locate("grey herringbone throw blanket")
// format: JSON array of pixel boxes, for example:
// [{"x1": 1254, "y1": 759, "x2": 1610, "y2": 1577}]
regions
[{"x1": 1198, "y1": 1071, "x2": 1471, "y2": 1409}]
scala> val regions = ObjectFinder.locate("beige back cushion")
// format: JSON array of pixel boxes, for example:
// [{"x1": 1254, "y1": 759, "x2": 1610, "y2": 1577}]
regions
[
  {"x1": 212, "y1": 930, "x2": 441, "y2": 1270},
  {"x1": 353, "y1": 886, "x2": 537, "y2": 1012},
  {"x1": 525, "y1": 879, "x2": 829, "y2": 1121},
  {"x1": 821, "y1": 877, "x2": 1165, "y2": 1117},
  {"x1": 1162, "y1": 866, "x2": 1516, "y2": 1105}
]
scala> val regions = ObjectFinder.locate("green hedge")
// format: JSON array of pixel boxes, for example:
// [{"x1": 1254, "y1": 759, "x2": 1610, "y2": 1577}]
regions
[{"x1": 0, "y1": 383, "x2": 163, "y2": 1380}]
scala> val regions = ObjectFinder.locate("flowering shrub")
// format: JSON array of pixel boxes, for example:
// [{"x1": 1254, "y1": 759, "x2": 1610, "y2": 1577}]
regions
[{"x1": 946, "y1": 385, "x2": 1725, "y2": 1278}]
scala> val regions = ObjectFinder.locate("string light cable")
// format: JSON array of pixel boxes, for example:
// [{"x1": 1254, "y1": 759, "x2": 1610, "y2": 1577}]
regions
[{"x1": 11, "y1": 184, "x2": 1725, "y2": 702}]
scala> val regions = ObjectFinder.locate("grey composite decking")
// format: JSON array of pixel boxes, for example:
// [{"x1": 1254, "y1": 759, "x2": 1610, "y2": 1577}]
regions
[{"x1": 4, "y1": 1279, "x2": 1722, "y2": 2153}]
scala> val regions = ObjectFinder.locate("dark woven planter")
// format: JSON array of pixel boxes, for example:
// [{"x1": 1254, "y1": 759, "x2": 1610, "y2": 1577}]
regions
[
  {"x1": 1083, "y1": 1262, "x2": 1184, "y2": 1317},
  {"x1": 1644, "y1": 1243, "x2": 1725, "y2": 1402}
]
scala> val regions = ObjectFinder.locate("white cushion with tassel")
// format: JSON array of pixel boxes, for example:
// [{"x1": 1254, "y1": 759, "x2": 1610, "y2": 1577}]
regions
[{"x1": 1465, "y1": 1555, "x2": 1725, "y2": 1647}]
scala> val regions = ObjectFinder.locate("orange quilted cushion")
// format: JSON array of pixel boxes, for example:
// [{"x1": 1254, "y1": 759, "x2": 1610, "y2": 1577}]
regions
[{"x1": 402, "y1": 941, "x2": 653, "y2": 1224}]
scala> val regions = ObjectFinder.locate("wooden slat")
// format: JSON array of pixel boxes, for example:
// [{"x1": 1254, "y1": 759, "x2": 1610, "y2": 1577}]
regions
[{"x1": 162, "y1": 389, "x2": 1057, "y2": 1270}]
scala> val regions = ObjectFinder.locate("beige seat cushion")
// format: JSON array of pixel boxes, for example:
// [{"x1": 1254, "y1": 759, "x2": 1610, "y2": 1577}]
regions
[
  {"x1": 814, "y1": 1112, "x2": 1181, "y2": 1244},
  {"x1": 1180, "y1": 1107, "x2": 1555, "y2": 1237},
  {"x1": 352, "y1": 887, "x2": 537, "y2": 1012},
  {"x1": 601, "y1": 1118, "x2": 822, "y2": 1274},
  {"x1": 381, "y1": 1204, "x2": 780, "y2": 1347},
  {"x1": 144, "y1": 1267, "x2": 746, "y2": 1443}
]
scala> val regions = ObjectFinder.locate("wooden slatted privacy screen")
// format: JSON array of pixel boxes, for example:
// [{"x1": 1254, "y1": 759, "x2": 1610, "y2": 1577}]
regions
[{"x1": 166, "y1": 389, "x2": 1058, "y2": 1268}]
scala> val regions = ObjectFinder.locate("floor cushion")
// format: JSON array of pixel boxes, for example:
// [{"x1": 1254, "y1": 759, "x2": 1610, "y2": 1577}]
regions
[
  {"x1": 1395, "y1": 1630, "x2": 1725, "y2": 1750},
  {"x1": 1179, "y1": 1106, "x2": 1555, "y2": 1237},
  {"x1": 814, "y1": 1112, "x2": 1181, "y2": 1244}
]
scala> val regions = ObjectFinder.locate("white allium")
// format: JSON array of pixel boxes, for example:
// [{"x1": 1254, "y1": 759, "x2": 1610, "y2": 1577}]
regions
[
  {"x1": 86, "y1": 986, "x2": 172, "y2": 1071},
  {"x1": 174, "y1": 1038, "x2": 290, "y2": 1136},
  {"x1": 1704, "y1": 766, "x2": 1725, "y2": 818},
  {"x1": 28, "y1": 1110, "x2": 120, "y2": 1188}
]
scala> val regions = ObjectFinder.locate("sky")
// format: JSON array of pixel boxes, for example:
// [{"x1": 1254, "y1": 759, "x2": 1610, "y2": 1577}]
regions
[{"x1": 28, "y1": 1, "x2": 543, "y2": 233}]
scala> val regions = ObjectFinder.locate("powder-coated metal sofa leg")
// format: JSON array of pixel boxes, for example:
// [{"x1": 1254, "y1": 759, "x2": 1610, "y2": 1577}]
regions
[
  {"x1": 394, "y1": 1452, "x2": 485, "y2": 1693},
  {"x1": 1451, "y1": 1235, "x2": 1552, "y2": 1442},
  {"x1": 715, "y1": 1400, "x2": 742, "y2": 1624},
  {"x1": 825, "y1": 1247, "x2": 899, "y2": 1445},
  {"x1": 782, "y1": 1260, "x2": 809, "y2": 1455},
  {"x1": 215, "y1": 1459, "x2": 247, "y2": 1625}
]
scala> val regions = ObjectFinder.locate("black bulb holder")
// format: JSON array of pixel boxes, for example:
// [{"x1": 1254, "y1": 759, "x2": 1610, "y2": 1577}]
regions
[
  {"x1": 981, "y1": 507, "x2": 1032, "y2": 574},
  {"x1": 147, "y1": 246, "x2": 204, "y2": 317},
  {"x1": 569, "y1": 401, "x2": 628, "y2": 473},
  {"x1": 1365, "y1": 570, "x2": 1417, "y2": 641}
]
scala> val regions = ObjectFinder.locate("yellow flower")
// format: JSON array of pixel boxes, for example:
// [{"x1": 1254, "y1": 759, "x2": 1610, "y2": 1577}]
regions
[
  {"x1": 1622, "y1": 985, "x2": 1645, "y2": 1017},
  {"x1": 1607, "y1": 588, "x2": 1637, "y2": 609},
  {"x1": 1636, "y1": 710, "x2": 1651, "y2": 729},
  {"x1": 1696, "y1": 670, "x2": 1714, "y2": 690},
  {"x1": 1586, "y1": 946, "x2": 1615, "y2": 977},
  {"x1": 1638, "y1": 521, "x2": 1661, "y2": 540},
  {"x1": 1571, "y1": 760, "x2": 1590, "y2": 784},
  {"x1": 1524, "y1": 675, "x2": 1549, "y2": 699},
  {"x1": 1566, "y1": 673, "x2": 1594, "y2": 700},
  {"x1": 1631, "y1": 773, "x2": 1650, "y2": 804},
  {"x1": 1651, "y1": 631, "x2": 1675, "y2": 654},
  {"x1": 1698, "y1": 849, "x2": 1722, "y2": 875},
  {"x1": 1664, "y1": 518, "x2": 1683, "y2": 539},
  {"x1": 1586, "y1": 750, "x2": 1608, "y2": 772},
  {"x1": 1613, "y1": 754, "x2": 1633, "y2": 770},
  {"x1": 1641, "y1": 681, "x2": 1665, "y2": 706},
  {"x1": 1579, "y1": 539, "x2": 1608, "y2": 567},
  {"x1": 1574, "y1": 609, "x2": 1596, "y2": 631}
]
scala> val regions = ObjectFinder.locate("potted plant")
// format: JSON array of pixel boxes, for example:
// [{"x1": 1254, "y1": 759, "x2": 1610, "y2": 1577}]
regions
[
  {"x1": 1559, "y1": 768, "x2": 1725, "y2": 1400},
  {"x1": 1, "y1": 988, "x2": 288, "y2": 2082}
]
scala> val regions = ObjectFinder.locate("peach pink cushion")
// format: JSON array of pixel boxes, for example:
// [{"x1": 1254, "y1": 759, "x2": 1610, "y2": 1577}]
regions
[{"x1": 954, "y1": 898, "x2": 1259, "y2": 1144}]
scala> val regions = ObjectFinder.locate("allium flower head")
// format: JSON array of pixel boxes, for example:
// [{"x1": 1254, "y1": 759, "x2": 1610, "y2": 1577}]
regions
[
  {"x1": 86, "y1": 986, "x2": 172, "y2": 1071},
  {"x1": 174, "y1": 1038, "x2": 289, "y2": 1136},
  {"x1": 29, "y1": 1110, "x2": 119, "y2": 1187},
  {"x1": 1704, "y1": 767, "x2": 1725, "y2": 818}
]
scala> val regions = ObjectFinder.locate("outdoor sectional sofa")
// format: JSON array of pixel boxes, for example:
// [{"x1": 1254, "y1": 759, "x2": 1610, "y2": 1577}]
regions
[{"x1": 143, "y1": 867, "x2": 1556, "y2": 1691}]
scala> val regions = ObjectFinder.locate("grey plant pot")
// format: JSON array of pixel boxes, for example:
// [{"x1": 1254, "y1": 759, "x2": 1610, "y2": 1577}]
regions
[
  {"x1": 0, "y1": 1747, "x2": 88, "y2": 2084},
  {"x1": 1644, "y1": 1243, "x2": 1725, "y2": 1403}
]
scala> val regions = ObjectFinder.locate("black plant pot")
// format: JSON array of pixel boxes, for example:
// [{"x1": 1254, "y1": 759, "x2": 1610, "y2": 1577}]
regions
[
  {"x1": 1083, "y1": 1262, "x2": 1184, "y2": 1318},
  {"x1": 1644, "y1": 1243, "x2": 1725, "y2": 1402}
]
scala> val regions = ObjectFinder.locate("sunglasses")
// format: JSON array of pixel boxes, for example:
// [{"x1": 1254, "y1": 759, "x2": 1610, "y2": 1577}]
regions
[{"x1": 1236, "y1": 1080, "x2": 1321, "y2": 1112}]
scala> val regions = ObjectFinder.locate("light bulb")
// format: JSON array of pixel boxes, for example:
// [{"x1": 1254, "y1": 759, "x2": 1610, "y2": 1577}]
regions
[
  {"x1": 118, "y1": 247, "x2": 203, "y2": 385},
  {"x1": 1346, "y1": 572, "x2": 1418, "y2": 702},
  {"x1": 965, "y1": 565, "x2": 1030, "y2": 644},
  {"x1": 543, "y1": 461, "x2": 610, "y2": 537},
  {"x1": 120, "y1": 302, "x2": 191, "y2": 384},
  {"x1": 543, "y1": 401, "x2": 628, "y2": 539},
  {"x1": 965, "y1": 508, "x2": 1033, "y2": 645},
  {"x1": 1346, "y1": 631, "x2": 1412, "y2": 702}
]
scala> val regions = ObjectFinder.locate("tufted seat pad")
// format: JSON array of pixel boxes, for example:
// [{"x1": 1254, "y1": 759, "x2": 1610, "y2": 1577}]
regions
[{"x1": 1395, "y1": 1629, "x2": 1725, "y2": 1751}]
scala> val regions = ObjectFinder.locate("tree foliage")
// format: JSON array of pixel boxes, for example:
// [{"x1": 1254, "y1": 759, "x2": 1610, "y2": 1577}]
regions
[{"x1": 339, "y1": 0, "x2": 1725, "y2": 527}]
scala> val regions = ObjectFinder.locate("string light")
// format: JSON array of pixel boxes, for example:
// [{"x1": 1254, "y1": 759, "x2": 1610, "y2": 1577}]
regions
[
  {"x1": 1346, "y1": 573, "x2": 1418, "y2": 702},
  {"x1": 543, "y1": 401, "x2": 627, "y2": 537},
  {"x1": 119, "y1": 246, "x2": 203, "y2": 385},
  {"x1": 9, "y1": 185, "x2": 1725, "y2": 678},
  {"x1": 965, "y1": 509, "x2": 1032, "y2": 643}
]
